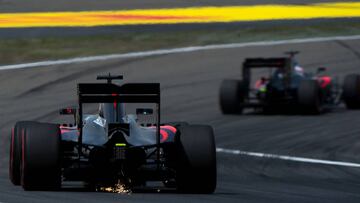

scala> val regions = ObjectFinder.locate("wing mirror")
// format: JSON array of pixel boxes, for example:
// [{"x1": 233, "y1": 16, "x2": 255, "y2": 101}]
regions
[
  {"x1": 60, "y1": 107, "x2": 77, "y2": 125},
  {"x1": 136, "y1": 108, "x2": 154, "y2": 115},
  {"x1": 60, "y1": 108, "x2": 76, "y2": 115},
  {"x1": 136, "y1": 108, "x2": 155, "y2": 126}
]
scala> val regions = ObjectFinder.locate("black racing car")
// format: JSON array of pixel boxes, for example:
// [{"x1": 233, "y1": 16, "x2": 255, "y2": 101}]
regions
[
  {"x1": 9, "y1": 74, "x2": 216, "y2": 193},
  {"x1": 220, "y1": 51, "x2": 360, "y2": 114}
]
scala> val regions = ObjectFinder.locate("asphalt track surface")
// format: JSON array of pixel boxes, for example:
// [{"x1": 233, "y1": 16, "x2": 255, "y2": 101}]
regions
[
  {"x1": 1, "y1": 38, "x2": 360, "y2": 202},
  {"x1": 0, "y1": 0, "x2": 352, "y2": 12}
]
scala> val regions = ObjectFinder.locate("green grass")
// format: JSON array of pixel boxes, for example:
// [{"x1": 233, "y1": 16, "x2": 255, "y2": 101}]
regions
[{"x1": 1, "y1": 21, "x2": 360, "y2": 65}]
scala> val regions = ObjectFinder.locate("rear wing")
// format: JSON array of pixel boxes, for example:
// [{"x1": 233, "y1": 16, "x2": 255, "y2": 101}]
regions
[
  {"x1": 242, "y1": 57, "x2": 292, "y2": 88},
  {"x1": 243, "y1": 58, "x2": 289, "y2": 68},
  {"x1": 77, "y1": 83, "x2": 160, "y2": 104},
  {"x1": 77, "y1": 82, "x2": 161, "y2": 156}
]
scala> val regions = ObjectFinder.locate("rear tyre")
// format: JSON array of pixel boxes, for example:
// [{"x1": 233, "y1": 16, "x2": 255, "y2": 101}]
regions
[
  {"x1": 175, "y1": 125, "x2": 216, "y2": 194},
  {"x1": 21, "y1": 122, "x2": 61, "y2": 191},
  {"x1": 343, "y1": 74, "x2": 360, "y2": 109},
  {"x1": 219, "y1": 79, "x2": 246, "y2": 114},
  {"x1": 298, "y1": 80, "x2": 322, "y2": 114},
  {"x1": 9, "y1": 121, "x2": 36, "y2": 185}
]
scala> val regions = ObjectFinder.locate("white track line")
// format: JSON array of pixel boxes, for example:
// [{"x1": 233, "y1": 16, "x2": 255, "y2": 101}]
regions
[
  {"x1": 1, "y1": 35, "x2": 360, "y2": 71},
  {"x1": 216, "y1": 148, "x2": 360, "y2": 168}
]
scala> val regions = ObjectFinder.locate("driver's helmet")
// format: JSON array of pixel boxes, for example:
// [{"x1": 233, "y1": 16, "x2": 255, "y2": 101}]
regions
[
  {"x1": 294, "y1": 65, "x2": 304, "y2": 76},
  {"x1": 273, "y1": 68, "x2": 284, "y2": 78}
]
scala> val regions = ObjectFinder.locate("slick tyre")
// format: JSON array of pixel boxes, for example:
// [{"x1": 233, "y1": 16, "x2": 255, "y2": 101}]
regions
[
  {"x1": 219, "y1": 79, "x2": 245, "y2": 114},
  {"x1": 9, "y1": 121, "x2": 37, "y2": 186},
  {"x1": 175, "y1": 125, "x2": 216, "y2": 194},
  {"x1": 21, "y1": 122, "x2": 61, "y2": 191},
  {"x1": 298, "y1": 80, "x2": 322, "y2": 114},
  {"x1": 343, "y1": 74, "x2": 360, "y2": 109}
]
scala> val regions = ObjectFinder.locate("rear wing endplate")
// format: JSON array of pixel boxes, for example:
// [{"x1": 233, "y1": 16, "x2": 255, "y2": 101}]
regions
[
  {"x1": 76, "y1": 82, "x2": 162, "y2": 163},
  {"x1": 242, "y1": 57, "x2": 292, "y2": 89}
]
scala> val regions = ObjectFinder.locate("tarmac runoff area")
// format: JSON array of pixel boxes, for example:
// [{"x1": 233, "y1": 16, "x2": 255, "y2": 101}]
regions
[{"x1": 0, "y1": 2, "x2": 360, "y2": 28}]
